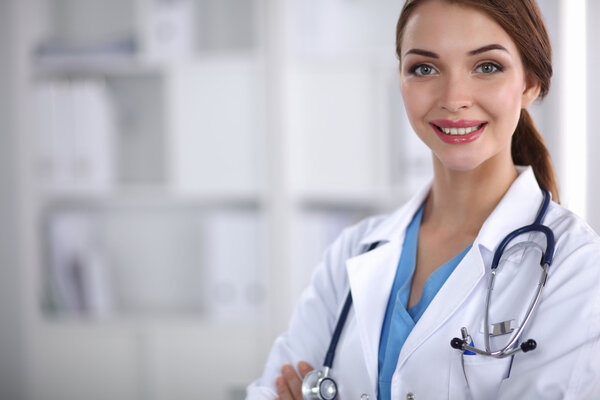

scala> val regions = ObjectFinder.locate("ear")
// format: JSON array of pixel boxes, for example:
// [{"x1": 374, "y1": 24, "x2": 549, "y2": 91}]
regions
[{"x1": 521, "y1": 74, "x2": 542, "y2": 108}]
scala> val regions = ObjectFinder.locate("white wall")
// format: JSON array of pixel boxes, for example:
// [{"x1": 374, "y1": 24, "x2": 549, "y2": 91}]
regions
[
  {"x1": 0, "y1": 0, "x2": 26, "y2": 399},
  {"x1": 587, "y1": 0, "x2": 600, "y2": 232}
]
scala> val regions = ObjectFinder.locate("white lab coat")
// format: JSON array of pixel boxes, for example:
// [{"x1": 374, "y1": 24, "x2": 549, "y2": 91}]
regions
[{"x1": 247, "y1": 166, "x2": 600, "y2": 400}]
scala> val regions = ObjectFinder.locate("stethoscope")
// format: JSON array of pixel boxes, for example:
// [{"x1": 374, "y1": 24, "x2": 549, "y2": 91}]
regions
[{"x1": 301, "y1": 189, "x2": 555, "y2": 400}]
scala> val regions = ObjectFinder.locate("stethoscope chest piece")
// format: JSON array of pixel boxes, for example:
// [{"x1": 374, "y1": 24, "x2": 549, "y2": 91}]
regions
[{"x1": 302, "y1": 368, "x2": 338, "y2": 400}]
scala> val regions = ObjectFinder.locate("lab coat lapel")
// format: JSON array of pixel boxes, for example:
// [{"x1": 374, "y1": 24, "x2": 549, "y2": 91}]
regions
[
  {"x1": 346, "y1": 239, "x2": 403, "y2": 391},
  {"x1": 345, "y1": 180, "x2": 432, "y2": 389},
  {"x1": 397, "y1": 241, "x2": 487, "y2": 369}
]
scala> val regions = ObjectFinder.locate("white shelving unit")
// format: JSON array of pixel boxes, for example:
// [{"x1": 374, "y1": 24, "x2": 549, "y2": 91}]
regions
[
  {"x1": 22, "y1": 0, "x2": 431, "y2": 399},
  {"x1": 27, "y1": 1, "x2": 270, "y2": 399}
]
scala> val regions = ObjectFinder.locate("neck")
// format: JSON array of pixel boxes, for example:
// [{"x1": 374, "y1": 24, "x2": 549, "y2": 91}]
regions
[{"x1": 423, "y1": 155, "x2": 518, "y2": 236}]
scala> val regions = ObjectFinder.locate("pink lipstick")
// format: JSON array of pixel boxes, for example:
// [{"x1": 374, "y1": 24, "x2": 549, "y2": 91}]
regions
[{"x1": 430, "y1": 119, "x2": 487, "y2": 144}]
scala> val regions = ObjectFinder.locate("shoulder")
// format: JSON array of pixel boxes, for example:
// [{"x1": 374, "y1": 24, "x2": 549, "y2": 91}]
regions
[
  {"x1": 545, "y1": 201, "x2": 600, "y2": 258},
  {"x1": 328, "y1": 182, "x2": 431, "y2": 258},
  {"x1": 503, "y1": 202, "x2": 600, "y2": 398},
  {"x1": 337, "y1": 213, "x2": 390, "y2": 253},
  {"x1": 315, "y1": 212, "x2": 390, "y2": 289},
  {"x1": 312, "y1": 208, "x2": 404, "y2": 296},
  {"x1": 330, "y1": 204, "x2": 409, "y2": 259},
  {"x1": 541, "y1": 202, "x2": 600, "y2": 307}
]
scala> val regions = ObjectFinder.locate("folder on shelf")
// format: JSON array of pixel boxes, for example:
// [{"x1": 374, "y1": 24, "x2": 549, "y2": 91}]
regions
[
  {"x1": 46, "y1": 210, "x2": 114, "y2": 317},
  {"x1": 202, "y1": 209, "x2": 266, "y2": 321},
  {"x1": 33, "y1": 79, "x2": 116, "y2": 193}
]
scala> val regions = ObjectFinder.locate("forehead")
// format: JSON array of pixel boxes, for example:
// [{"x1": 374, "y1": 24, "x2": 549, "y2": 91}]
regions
[{"x1": 401, "y1": 0, "x2": 518, "y2": 57}]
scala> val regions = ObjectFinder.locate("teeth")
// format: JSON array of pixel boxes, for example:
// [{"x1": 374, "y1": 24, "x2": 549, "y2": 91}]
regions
[{"x1": 440, "y1": 124, "x2": 483, "y2": 135}]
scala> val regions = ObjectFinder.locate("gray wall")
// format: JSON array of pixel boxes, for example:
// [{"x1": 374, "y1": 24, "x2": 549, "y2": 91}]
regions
[{"x1": 0, "y1": 1, "x2": 26, "y2": 399}]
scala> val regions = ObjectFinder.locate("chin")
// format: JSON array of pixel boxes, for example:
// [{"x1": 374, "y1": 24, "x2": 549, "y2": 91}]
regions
[{"x1": 435, "y1": 153, "x2": 487, "y2": 172}]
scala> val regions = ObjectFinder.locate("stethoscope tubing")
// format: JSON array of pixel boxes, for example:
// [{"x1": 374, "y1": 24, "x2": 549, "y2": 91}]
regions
[
  {"x1": 324, "y1": 292, "x2": 353, "y2": 368},
  {"x1": 481, "y1": 262, "x2": 548, "y2": 357},
  {"x1": 490, "y1": 223, "x2": 555, "y2": 270}
]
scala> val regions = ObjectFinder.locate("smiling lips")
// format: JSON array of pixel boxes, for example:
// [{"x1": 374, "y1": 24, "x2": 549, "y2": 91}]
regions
[{"x1": 430, "y1": 119, "x2": 488, "y2": 144}]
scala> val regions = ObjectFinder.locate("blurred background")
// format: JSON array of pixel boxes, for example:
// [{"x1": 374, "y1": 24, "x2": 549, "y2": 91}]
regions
[{"x1": 0, "y1": 0, "x2": 598, "y2": 399}]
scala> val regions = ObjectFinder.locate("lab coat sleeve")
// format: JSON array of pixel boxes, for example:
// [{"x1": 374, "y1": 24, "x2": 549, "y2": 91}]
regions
[{"x1": 246, "y1": 218, "x2": 377, "y2": 399}]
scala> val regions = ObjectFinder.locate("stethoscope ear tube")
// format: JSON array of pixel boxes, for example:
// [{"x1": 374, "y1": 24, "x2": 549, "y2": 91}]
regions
[
  {"x1": 490, "y1": 223, "x2": 555, "y2": 270},
  {"x1": 450, "y1": 338, "x2": 537, "y2": 358},
  {"x1": 520, "y1": 339, "x2": 537, "y2": 352},
  {"x1": 490, "y1": 189, "x2": 555, "y2": 270},
  {"x1": 450, "y1": 336, "x2": 537, "y2": 357},
  {"x1": 451, "y1": 337, "x2": 465, "y2": 350},
  {"x1": 534, "y1": 189, "x2": 551, "y2": 225}
]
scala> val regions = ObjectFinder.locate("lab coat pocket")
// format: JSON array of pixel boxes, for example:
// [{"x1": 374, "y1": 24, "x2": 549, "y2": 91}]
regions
[{"x1": 449, "y1": 352, "x2": 512, "y2": 400}]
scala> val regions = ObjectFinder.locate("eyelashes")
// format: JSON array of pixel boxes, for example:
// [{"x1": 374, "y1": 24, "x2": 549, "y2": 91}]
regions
[
  {"x1": 406, "y1": 61, "x2": 505, "y2": 76},
  {"x1": 475, "y1": 62, "x2": 504, "y2": 73},
  {"x1": 408, "y1": 63, "x2": 437, "y2": 76}
]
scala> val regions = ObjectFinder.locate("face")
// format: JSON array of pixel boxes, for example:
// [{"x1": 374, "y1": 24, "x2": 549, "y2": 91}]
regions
[{"x1": 399, "y1": 0, "x2": 541, "y2": 172}]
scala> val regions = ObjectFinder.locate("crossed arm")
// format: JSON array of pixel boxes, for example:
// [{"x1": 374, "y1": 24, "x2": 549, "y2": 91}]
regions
[{"x1": 274, "y1": 361, "x2": 314, "y2": 400}]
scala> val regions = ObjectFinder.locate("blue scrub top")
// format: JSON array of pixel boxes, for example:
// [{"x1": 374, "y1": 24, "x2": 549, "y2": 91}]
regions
[{"x1": 377, "y1": 204, "x2": 472, "y2": 400}]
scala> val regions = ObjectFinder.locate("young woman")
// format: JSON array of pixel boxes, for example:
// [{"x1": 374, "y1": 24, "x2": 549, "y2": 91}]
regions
[{"x1": 248, "y1": 0, "x2": 600, "y2": 398}]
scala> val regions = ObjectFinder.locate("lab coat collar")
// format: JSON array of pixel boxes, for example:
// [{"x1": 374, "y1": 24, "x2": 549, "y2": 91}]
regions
[{"x1": 476, "y1": 165, "x2": 545, "y2": 253}]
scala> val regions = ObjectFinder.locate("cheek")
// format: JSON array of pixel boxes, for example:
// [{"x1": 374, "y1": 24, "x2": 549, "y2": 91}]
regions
[
  {"x1": 481, "y1": 79, "x2": 524, "y2": 126},
  {"x1": 401, "y1": 84, "x2": 432, "y2": 127}
]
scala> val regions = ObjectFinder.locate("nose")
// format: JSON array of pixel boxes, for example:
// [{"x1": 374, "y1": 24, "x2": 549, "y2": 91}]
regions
[{"x1": 438, "y1": 73, "x2": 472, "y2": 112}]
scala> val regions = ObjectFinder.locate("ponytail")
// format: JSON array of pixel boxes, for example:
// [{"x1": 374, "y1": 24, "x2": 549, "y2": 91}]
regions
[{"x1": 511, "y1": 109, "x2": 560, "y2": 203}]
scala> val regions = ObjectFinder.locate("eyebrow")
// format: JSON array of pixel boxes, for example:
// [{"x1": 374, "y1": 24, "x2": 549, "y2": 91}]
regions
[
  {"x1": 468, "y1": 44, "x2": 508, "y2": 55},
  {"x1": 404, "y1": 44, "x2": 509, "y2": 58}
]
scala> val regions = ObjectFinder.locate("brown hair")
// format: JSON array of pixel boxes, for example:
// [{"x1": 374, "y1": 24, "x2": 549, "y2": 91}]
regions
[{"x1": 396, "y1": 0, "x2": 560, "y2": 202}]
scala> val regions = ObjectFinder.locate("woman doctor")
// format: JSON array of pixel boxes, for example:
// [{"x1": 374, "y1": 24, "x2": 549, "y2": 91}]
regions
[{"x1": 248, "y1": 0, "x2": 600, "y2": 398}]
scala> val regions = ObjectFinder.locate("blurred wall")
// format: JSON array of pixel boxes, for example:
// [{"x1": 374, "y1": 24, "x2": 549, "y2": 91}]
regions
[
  {"x1": 0, "y1": 1, "x2": 26, "y2": 399},
  {"x1": 588, "y1": 0, "x2": 600, "y2": 232}
]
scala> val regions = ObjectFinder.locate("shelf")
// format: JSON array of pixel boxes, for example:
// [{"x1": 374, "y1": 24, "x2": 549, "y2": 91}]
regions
[
  {"x1": 39, "y1": 313, "x2": 267, "y2": 331},
  {"x1": 33, "y1": 50, "x2": 264, "y2": 80},
  {"x1": 41, "y1": 202, "x2": 267, "y2": 324},
  {"x1": 293, "y1": 188, "x2": 398, "y2": 211},
  {"x1": 33, "y1": 55, "x2": 165, "y2": 79},
  {"x1": 39, "y1": 187, "x2": 266, "y2": 209}
]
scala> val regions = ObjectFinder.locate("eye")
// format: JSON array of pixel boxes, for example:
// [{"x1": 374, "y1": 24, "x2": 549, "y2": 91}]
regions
[
  {"x1": 409, "y1": 64, "x2": 437, "y2": 76},
  {"x1": 475, "y1": 62, "x2": 503, "y2": 74}
]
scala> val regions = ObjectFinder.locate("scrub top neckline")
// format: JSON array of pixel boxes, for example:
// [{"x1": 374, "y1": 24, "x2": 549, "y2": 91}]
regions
[{"x1": 377, "y1": 202, "x2": 472, "y2": 400}]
